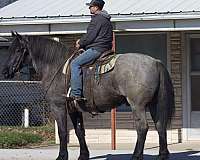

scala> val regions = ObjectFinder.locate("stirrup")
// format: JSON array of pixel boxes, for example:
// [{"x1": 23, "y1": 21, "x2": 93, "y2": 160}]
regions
[
  {"x1": 73, "y1": 97, "x2": 87, "y2": 102},
  {"x1": 62, "y1": 94, "x2": 73, "y2": 101},
  {"x1": 62, "y1": 94, "x2": 86, "y2": 101}
]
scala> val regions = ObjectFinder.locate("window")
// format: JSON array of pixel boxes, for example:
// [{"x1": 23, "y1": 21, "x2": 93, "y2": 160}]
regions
[
  {"x1": 116, "y1": 33, "x2": 167, "y2": 65},
  {"x1": 115, "y1": 33, "x2": 167, "y2": 111}
]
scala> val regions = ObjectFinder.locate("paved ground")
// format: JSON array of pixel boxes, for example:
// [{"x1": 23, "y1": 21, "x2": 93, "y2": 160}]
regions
[{"x1": 0, "y1": 142, "x2": 200, "y2": 160}]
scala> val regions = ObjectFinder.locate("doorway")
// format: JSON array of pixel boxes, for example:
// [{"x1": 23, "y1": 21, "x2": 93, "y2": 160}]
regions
[{"x1": 187, "y1": 34, "x2": 200, "y2": 140}]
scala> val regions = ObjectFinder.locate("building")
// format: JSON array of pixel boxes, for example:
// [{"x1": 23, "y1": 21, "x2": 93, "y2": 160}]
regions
[
  {"x1": 0, "y1": 0, "x2": 18, "y2": 9},
  {"x1": 0, "y1": 0, "x2": 200, "y2": 145}
]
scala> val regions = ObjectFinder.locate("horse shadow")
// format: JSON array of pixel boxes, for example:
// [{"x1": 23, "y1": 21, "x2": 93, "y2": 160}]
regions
[{"x1": 89, "y1": 151, "x2": 200, "y2": 160}]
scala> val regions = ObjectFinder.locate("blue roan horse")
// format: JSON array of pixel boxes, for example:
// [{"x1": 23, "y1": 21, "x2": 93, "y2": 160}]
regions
[{"x1": 2, "y1": 32, "x2": 175, "y2": 160}]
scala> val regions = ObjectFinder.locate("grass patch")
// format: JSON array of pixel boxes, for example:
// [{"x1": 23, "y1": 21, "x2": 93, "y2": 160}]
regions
[
  {"x1": 0, "y1": 132, "x2": 43, "y2": 148},
  {"x1": 0, "y1": 124, "x2": 55, "y2": 148}
]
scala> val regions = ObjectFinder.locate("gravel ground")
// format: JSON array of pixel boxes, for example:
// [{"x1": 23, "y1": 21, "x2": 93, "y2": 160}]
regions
[{"x1": 0, "y1": 142, "x2": 200, "y2": 160}]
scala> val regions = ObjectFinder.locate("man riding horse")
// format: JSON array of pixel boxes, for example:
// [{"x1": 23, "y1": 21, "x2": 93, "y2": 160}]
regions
[
  {"x1": 3, "y1": 1, "x2": 174, "y2": 159},
  {"x1": 69, "y1": 0, "x2": 113, "y2": 101}
]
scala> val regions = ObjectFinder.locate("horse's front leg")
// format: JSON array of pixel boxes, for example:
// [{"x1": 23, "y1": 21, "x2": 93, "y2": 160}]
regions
[
  {"x1": 131, "y1": 104, "x2": 149, "y2": 160},
  {"x1": 51, "y1": 104, "x2": 68, "y2": 160},
  {"x1": 69, "y1": 111, "x2": 89, "y2": 160}
]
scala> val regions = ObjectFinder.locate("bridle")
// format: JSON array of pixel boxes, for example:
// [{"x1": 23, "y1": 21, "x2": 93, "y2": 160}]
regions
[
  {"x1": 13, "y1": 39, "x2": 80, "y2": 98},
  {"x1": 12, "y1": 47, "x2": 27, "y2": 73}
]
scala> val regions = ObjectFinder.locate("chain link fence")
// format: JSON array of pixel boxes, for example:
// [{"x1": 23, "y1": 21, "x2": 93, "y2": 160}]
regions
[
  {"x1": 0, "y1": 46, "x2": 55, "y2": 147},
  {"x1": 0, "y1": 81, "x2": 50, "y2": 126}
]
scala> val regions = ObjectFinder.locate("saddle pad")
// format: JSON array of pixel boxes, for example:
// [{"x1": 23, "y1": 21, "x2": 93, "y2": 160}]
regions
[
  {"x1": 98, "y1": 54, "x2": 120, "y2": 74},
  {"x1": 62, "y1": 54, "x2": 121, "y2": 75}
]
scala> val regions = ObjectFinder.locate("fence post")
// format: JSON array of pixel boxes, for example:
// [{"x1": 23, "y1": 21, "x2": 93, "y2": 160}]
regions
[
  {"x1": 111, "y1": 108, "x2": 116, "y2": 150},
  {"x1": 111, "y1": 31, "x2": 116, "y2": 150},
  {"x1": 24, "y1": 108, "x2": 29, "y2": 128},
  {"x1": 55, "y1": 120, "x2": 60, "y2": 144}
]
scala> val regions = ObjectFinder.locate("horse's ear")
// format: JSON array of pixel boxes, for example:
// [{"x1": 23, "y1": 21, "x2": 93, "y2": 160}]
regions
[
  {"x1": 11, "y1": 31, "x2": 16, "y2": 37},
  {"x1": 15, "y1": 32, "x2": 23, "y2": 40},
  {"x1": 13, "y1": 32, "x2": 28, "y2": 45}
]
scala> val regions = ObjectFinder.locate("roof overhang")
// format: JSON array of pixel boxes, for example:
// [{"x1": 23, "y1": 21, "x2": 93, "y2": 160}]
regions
[{"x1": 1, "y1": 13, "x2": 200, "y2": 36}]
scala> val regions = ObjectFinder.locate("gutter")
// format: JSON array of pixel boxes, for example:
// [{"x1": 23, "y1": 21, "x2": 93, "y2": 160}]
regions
[{"x1": 1, "y1": 12, "x2": 200, "y2": 25}]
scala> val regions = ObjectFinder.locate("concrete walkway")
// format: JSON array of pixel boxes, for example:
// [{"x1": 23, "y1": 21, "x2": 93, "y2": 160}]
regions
[{"x1": 0, "y1": 142, "x2": 200, "y2": 160}]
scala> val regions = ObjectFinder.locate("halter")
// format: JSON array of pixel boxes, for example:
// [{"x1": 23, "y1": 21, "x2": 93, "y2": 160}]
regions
[{"x1": 12, "y1": 47, "x2": 27, "y2": 73}]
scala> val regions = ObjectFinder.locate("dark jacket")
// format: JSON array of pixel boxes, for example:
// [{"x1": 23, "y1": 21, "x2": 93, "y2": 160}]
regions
[{"x1": 79, "y1": 10, "x2": 113, "y2": 53}]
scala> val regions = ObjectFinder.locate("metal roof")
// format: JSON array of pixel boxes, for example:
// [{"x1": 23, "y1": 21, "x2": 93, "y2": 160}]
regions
[
  {"x1": 0, "y1": 0, "x2": 18, "y2": 9},
  {"x1": 1, "y1": 0, "x2": 200, "y2": 20},
  {"x1": 1, "y1": 0, "x2": 200, "y2": 36}
]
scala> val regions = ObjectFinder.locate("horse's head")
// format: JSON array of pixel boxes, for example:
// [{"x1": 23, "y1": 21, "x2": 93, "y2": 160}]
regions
[{"x1": 2, "y1": 31, "x2": 31, "y2": 79}]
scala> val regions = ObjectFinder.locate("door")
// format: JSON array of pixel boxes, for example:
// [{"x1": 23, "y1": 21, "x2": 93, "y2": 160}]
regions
[{"x1": 188, "y1": 35, "x2": 200, "y2": 140}]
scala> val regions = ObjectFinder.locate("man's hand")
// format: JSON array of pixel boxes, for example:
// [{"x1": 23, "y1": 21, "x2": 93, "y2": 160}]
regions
[{"x1": 76, "y1": 39, "x2": 80, "y2": 49}]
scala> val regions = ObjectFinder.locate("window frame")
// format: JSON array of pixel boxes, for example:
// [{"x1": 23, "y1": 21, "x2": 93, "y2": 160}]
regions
[{"x1": 114, "y1": 31, "x2": 170, "y2": 112}]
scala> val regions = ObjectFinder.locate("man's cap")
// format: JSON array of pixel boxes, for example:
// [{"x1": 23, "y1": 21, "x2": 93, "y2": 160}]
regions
[{"x1": 86, "y1": 0, "x2": 105, "y2": 9}]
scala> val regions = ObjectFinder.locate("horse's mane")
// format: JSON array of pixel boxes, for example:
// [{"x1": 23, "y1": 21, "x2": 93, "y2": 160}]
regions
[{"x1": 27, "y1": 36, "x2": 73, "y2": 66}]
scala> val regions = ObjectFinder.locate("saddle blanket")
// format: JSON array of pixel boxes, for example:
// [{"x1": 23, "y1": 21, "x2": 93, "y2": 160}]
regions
[
  {"x1": 98, "y1": 54, "x2": 120, "y2": 74},
  {"x1": 62, "y1": 54, "x2": 120, "y2": 75}
]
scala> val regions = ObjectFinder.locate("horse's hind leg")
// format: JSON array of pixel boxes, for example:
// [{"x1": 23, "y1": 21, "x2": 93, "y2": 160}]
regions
[
  {"x1": 69, "y1": 111, "x2": 89, "y2": 160},
  {"x1": 156, "y1": 123, "x2": 169, "y2": 160},
  {"x1": 149, "y1": 105, "x2": 169, "y2": 160},
  {"x1": 129, "y1": 101, "x2": 149, "y2": 160}
]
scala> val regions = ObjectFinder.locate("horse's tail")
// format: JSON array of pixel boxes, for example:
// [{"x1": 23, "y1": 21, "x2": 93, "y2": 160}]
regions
[{"x1": 155, "y1": 61, "x2": 175, "y2": 127}]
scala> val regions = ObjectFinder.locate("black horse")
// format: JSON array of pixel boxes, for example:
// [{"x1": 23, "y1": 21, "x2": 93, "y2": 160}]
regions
[{"x1": 2, "y1": 32, "x2": 175, "y2": 160}]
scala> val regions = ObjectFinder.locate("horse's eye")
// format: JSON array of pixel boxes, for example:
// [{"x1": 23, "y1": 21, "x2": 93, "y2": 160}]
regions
[{"x1": 16, "y1": 49, "x2": 20, "y2": 52}]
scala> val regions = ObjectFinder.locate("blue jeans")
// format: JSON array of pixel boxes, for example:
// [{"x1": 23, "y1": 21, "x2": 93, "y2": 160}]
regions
[{"x1": 70, "y1": 48, "x2": 101, "y2": 97}]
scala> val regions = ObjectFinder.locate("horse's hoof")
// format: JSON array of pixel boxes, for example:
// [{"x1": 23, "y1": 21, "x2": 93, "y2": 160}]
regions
[
  {"x1": 78, "y1": 153, "x2": 89, "y2": 160},
  {"x1": 157, "y1": 153, "x2": 169, "y2": 160},
  {"x1": 156, "y1": 157, "x2": 169, "y2": 160},
  {"x1": 131, "y1": 155, "x2": 143, "y2": 160},
  {"x1": 56, "y1": 154, "x2": 68, "y2": 160}
]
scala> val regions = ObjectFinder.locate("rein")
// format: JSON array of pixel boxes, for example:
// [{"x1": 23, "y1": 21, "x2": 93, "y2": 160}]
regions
[
  {"x1": 13, "y1": 48, "x2": 27, "y2": 73},
  {"x1": 43, "y1": 48, "x2": 79, "y2": 97}
]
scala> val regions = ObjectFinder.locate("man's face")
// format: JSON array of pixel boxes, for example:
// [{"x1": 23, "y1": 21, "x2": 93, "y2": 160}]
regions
[{"x1": 89, "y1": 6, "x2": 99, "y2": 14}]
